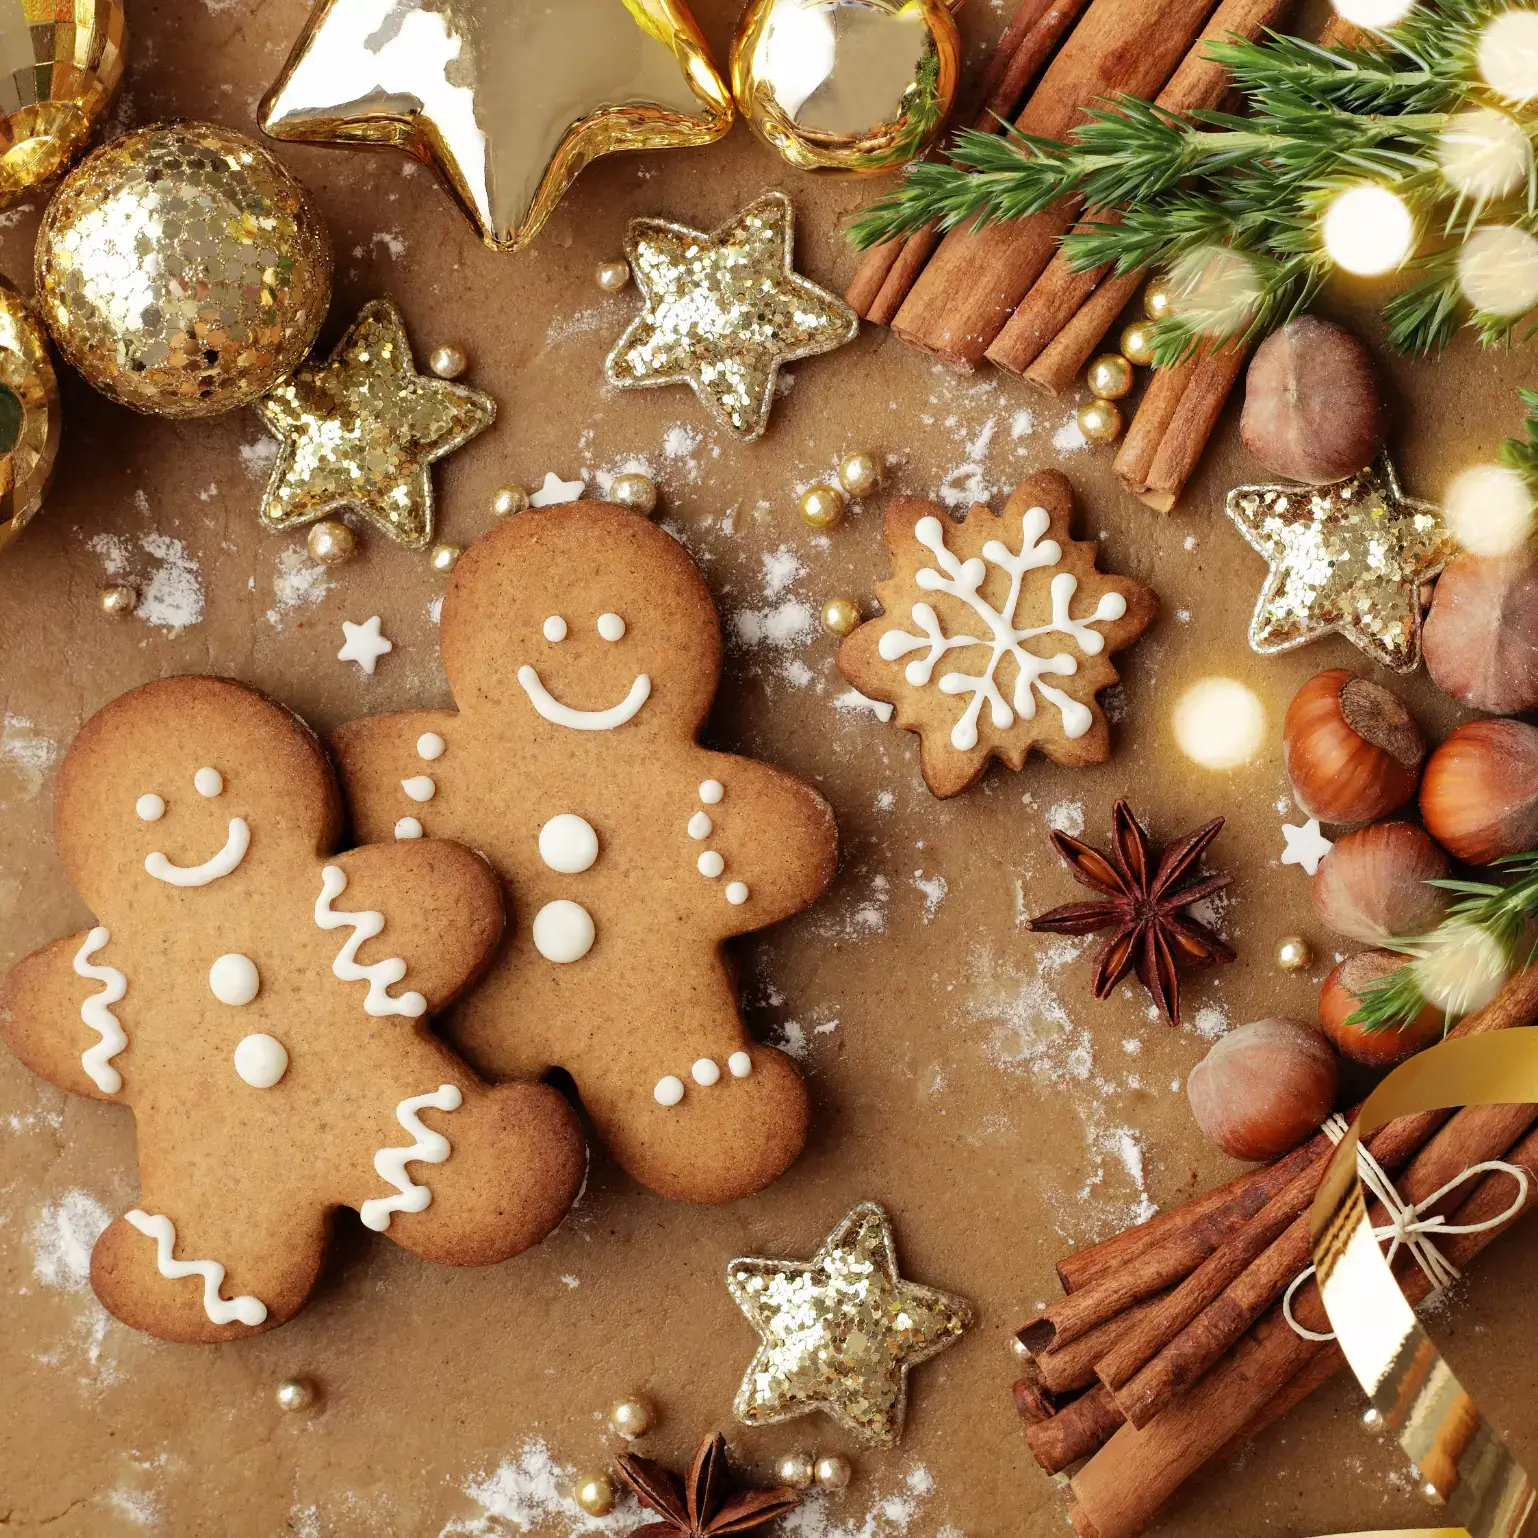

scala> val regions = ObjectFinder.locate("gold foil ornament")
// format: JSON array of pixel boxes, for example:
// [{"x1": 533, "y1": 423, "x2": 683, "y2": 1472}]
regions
[
  {"x1": 255, "y1": 299, "x2": 495, "y2": 550},
  {"x1": 35, "y1": 123, "x2": 332, "y2": 418},
  {"x1": 731, "y1": 0, "x2": 960, "y2": 172},
  {"x1": 0, "y1": 277, "x2": 59, "y2": 554},
  {"x1": 726, "y1": 1201, "x2": 972, "y2": 1447},
  {"x1": 605, "y1": 192, "x2": 859, "y2": 441},
  {"x1": 260, "y1": 0, "x2": 733, "y2": 252},
  {"x1": 1225, "y1": 455, "x2": 1455, "y2": 674}
]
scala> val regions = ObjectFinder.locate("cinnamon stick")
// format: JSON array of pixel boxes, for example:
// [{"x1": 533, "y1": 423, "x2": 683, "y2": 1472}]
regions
[
  {"x1": 1111, "y1": 353, "x2": 1197, "y2": 493},
  {"x1": 1033, "y1": 1295, "x2": 1169, "y2": 1394},
  {"x1": 1133, "y1": 337, "x2": 1250, "y2": 511},
  {"x1": 1013, "y1": 1362, "x2": 1058, "y2": 1423},
  {"x1": 1023, "y1": 263, "x2": 1139, "y2": 396},
  {"x1": 1027, "y1": 1384, "x2": 1124, "y2": 1474}
]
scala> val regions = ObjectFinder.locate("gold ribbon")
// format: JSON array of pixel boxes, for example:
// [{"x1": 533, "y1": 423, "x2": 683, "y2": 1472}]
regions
[{"x1": 1311, "y1": 1030, "x2": 1538, "y2": 1538}]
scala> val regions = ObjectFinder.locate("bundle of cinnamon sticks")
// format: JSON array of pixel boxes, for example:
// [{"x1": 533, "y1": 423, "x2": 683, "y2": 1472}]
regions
[{"x1": 1012, "y1": 965, "x2": 1538, "y2": 1538}]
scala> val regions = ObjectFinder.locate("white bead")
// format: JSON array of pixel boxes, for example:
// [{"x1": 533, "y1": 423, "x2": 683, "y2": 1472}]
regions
[
  {"x1": 233, "y1": 1033, "x2": 288, "y2": 1088},
  {"x1": 699, "y1": 779, "x2": 724, "y2": 804},
  {"x1": 698, "y1": 850, "x2": 724, "y2": 878},
  {"x1": 136, "y1": 793, "x2": 165, "y2": 822},
  {"x1": 395, "y1": 817, "x2": 424, "y2": 840},
  {"x1": 692, "y1": 1057, "x2": 721, "y2": 1086},
  {"x1": 532, "y1": 899, "x2": 595, "y2": 963},
  {"x1": 688, "y1": 812, "x2": 712, "y2": 840},
  {"x1": 209, "y1": 953, "x2": 260, "y2": 1006},
  {"x1": 539, "y1": 813, "x2": 599, "y2": 874},
  {"x1": 654, "y1": 1074, "x2": 685, "y2": 1106},
  {"x1": 194, "y1": 766, "x2": 223, "y2": 798},
  {"x1": 416, "y1": 732, "x2": 446, "y2": 761},
  {"x1": 726, "y1": 882, "x2": 749, "y2": 905},
  {"x1": 728, "y1": 1051, "x2": 753, "y2": 1078},
  {"x1": 543, "y1": 615, "x2": 567, "y2": 642},
  {"x1": 401, "y1": 775, "x2": 436, "y2": 803},
  {"x1": 597, "y1": 612, "x2": 626, "y2": 641}
]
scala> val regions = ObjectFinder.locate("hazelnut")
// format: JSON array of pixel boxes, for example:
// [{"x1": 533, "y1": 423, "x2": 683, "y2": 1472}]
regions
[
  {"x1": 1319, "y1": 950, "x2": 1445, "y2": 1066},
  {"x1": 1420, "y1": 717, "x2": 1538, "y2": 864},
  {"x1": 1311, "y1": 822, "x2": 1450, "y2": 945},
  {"x1": 1240, "y1": 316, "x2": 1388, "y2": 485},
  {"x1": 1424, "y1": 550, "x2": 1538, "y2": 714},
  {"x1": 1187, "y1": 1018, "x2": 1339, "y2": 1161},
  {"x1": 1283, "y1": 670, "x2": 1424, "y2": 825}
]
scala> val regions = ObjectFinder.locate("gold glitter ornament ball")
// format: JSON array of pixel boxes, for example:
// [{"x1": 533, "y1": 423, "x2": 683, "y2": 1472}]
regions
[
  {"x1": 36, "y1": 123, "x2": 332, "y2": 418},
  {"x1": 838, "y1": 450, "x2": 881, "y2": 498},
  {"x1": 0, "y1": 277, "x2": 61, "y2": 554},
  {"x1": 608, "y1": 1396, "x2": 654, "y2": 1439},
  {"x1": 573, "y1": 1472, "x2": 614, "y2": 1517},
  {"x1": 776, "y1": 1452, "x2": 816, "y2": 1488},
  {"x1": 307, "y1": 519, "x2": 355, "y2": 566},
  {"x1": 800, "y1": 483, "x2": 846, "y2": 529},
  {"x1": 814, "y1": 1455, "x2": 853, "y2": 1491},
  {"x1": 822, "y1": 596, "x2": 861, "y2": 636},
  {"x1": 430, "y1": 541, "x2": 462, "y2": 574},
  {"x1": 1120, "y1": 321, "x2": 1157, "y2": 368},
  {"x1": 492, "y1": 485, "x2": 529, "y2": 518},
  {"x1": 1077, "y1": 397, "x2": 1122, "y2": 443},
  {"x1": 98, "y1": 582, "x2": 135, "y2": 616},
  {"x1": 1276, "y1": 935, "x2": 1311, "y2": 972},
  {"x1": 1086, "y1": 354, "x2": 1134, "y2": 401},
  {"x1": 275, "y1": 1377, "x2": 316, "y2": 1412},
  {"x1": 609, "y1": 472, "x2": 659, "y2": 516}
]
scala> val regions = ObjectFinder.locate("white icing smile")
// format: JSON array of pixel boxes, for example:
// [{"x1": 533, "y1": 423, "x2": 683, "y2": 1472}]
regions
[
  {"x1": 516, "y1": 665, "x2": 651, "y2": 731},
  {"x1": 145, "y1": 817, "x2": 251, "y2": 887}
]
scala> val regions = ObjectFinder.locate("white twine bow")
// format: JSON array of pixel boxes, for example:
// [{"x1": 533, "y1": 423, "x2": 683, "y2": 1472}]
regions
[{"x1": 1284, "y1": 1113, "x2": 1531, "y2": 1343}]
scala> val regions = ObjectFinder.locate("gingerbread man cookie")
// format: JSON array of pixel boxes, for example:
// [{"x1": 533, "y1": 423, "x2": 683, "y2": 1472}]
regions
[
  {"x1": 332, "y1": 505, "x2": 837, "y2": 1203},
  {"x1": 0, "y1": 677, "x2": 586, "y2": 1342},
  {"x1": 838, "y1": 471, "x2": 1157, "y2": 797}
]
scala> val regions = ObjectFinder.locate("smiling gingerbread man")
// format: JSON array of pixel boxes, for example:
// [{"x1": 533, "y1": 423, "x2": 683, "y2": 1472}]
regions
[
  {"x1": 0, "y1": 676, "x2": 586, "y2": 1342},
  {"x1": 332, "y1": 504, "x2": 838, "y2": 1203}
]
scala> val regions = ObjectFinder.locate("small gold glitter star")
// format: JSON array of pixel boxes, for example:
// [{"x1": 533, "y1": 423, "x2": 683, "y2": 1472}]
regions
[
  {"x1": 255, "y1": 299, "x2": 495, "y2": 550},
  {"x1": 726, "y1": 1202, "x2": 971, "y2": 1447},
  {"x1": 604, "y1": 192, "x2": 859, "y2": 441},
  {"x1": 1225, "y1": 455, "x2": 1456, "y2": 674}
]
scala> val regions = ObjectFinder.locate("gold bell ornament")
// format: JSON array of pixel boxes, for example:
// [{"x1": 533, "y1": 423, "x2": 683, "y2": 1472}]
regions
[
  {"x1": 0, "y1": 276, "x2": 60, "y2": 553},
  {"x1": 730, "y1": 0, "x2": 961, "y2": 173}
]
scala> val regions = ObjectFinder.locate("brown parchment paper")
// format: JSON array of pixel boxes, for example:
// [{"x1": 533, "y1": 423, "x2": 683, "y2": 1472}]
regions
[{"x1": 1, "y1": 2, "x2": 1536, "y2": 1535}]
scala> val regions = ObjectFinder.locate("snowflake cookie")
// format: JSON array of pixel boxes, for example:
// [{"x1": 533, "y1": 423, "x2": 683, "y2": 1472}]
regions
[{"x1": 838, "y1": 472, "x2": 1157, "y2": 797}]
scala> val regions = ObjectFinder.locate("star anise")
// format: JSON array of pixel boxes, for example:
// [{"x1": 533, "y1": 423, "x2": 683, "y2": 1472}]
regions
[
  {"x1": 1027, "y1": 800, "x2": 1234, "y2": 1026},
  {"x1": 613, "y1": 1433, "x2": 802, "y2": 1537}
]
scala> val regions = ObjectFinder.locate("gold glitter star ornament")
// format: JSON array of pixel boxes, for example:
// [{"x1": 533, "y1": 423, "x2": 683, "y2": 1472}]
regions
[
  {"x1": 726, "y1": 1201, "x2": 972, "y2": 1447},
  {"x1": 1225, "y1": 455, "x2": 1456, "y2": 674},
  {"x1": 605, "y1": 192, "x2": 859, "y2": 441},
  {"x1": 255, "y1": 299, "x2": 495, "y2": 549}
]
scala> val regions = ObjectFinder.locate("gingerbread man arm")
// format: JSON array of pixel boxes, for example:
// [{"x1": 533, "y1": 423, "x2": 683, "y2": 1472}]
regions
[
  {"x1": 0, "y1": 930, "x2": 127, "y2": 1102},
  {"x1": 331, "y1": 709, "x2": 460, "y2": 846}
]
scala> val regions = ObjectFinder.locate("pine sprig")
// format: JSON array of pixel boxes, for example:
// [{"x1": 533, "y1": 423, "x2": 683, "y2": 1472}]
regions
[{"x1": 1499, "y1": 385, "x2": 1538, "y2": 486}]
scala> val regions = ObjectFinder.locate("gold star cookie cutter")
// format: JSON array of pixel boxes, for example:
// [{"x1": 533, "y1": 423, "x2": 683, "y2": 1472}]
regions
[{"x1": 726, "y1": 1201, "x2": 972, "y2": 1447}]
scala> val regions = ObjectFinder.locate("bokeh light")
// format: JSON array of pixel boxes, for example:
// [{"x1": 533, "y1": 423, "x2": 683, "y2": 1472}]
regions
[
  {"x1": 1478, "y1": 8, "x2": 1538, "y2": 104},
  {"x1": 1457, "y1": 225, "x2": 1538, "y2": 316},
  {"x1": 1436, "y1": 107, "x2": 1532, "y2": 202},
  {"x1": 1172, "y1": 677, "x2": 1267, "y2": 771},
  {"x1": 1444, "y1": 462, "x2": 1534, "y2": 556},
  {"x1": 1413, "y1": 921, "x2": 1508, "y2": 1015},
  {"x1": 1331, "y1": 0, "x2": 1415, "y2": 26},
  {"x1": 1166, "y1": 246, "x2": 1263, "y2": 338},
  {"x1": 1322, "y1": 185, "x2": 1414, "y2": 275}
]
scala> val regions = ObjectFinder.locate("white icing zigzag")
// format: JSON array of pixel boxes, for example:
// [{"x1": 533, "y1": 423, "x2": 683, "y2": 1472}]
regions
[
  {"x1": 123, "y1": 1209, "x2": 268, "y2": 1327},
  {"x1": 877, "y1": 509, "x2": 1128, "y2": 750},
  {"x1": 73, "y1": 927, "x2": 128, "y2": 1094},
  {"x1": 314, "y1": 865, "x2": 427, "y2": 1018},
  {"x1": 359, "y1": 1084, "x2": 463, "y2": 1232}
]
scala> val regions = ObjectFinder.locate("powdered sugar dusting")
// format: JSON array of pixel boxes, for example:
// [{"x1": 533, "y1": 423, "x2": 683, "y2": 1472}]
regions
[
  {"x1": 2, "y1": 713, "x2": 58, "y2": 799},
  {"x1": 32, "y1": 1190, "x2": 110, "y2": 1289},
  {"x1": 266, "y1": 547, "x2": 331, "y2": 627},
  {"x1": 913, "y1": 870, "x2": 948, "y2": 922},
  {"x1": 442, "y1": 1439, "x2": 637, "y2": 1535},
  {"x1": 781, "y1": 1466, "x2": 941, "y2": 1538},
  {"x1": 137, "y1": 533, "x2": 205, "y2": 631}
]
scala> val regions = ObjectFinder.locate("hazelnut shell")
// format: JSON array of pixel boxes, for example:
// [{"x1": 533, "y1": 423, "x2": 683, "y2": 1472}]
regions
[
  {"x1": 1421, "y1": 717, "x2": 1538, "y2": 864},
  {"x1": 1319, "y1": 950, "x2": 1445, "y2": 1066},
  {"x1": 1187, "y1": 1018, "x2": 1339, "y2": 1161},
  {"x1": 1310, "y1": 821, "x2": 1451, "y2": 945},
  {"x1": 1424, "y1": 551, "x2": 1538, "y2": 715}
]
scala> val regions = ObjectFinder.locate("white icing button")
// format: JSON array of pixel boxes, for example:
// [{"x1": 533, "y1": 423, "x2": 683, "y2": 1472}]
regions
[
  {"x1": 597, "y1": 612, "x2": 626, "y2": 641},
  {"x1": 209, "y1": 953, "x2": 260, "y2": 1006},
  {"x1": 688, "y1": 811, "x2": 712, "y2": 840},
  {"x1": 543, "y1": 614, "x2": 568, "y2": 642},
  {"x1": 233, "y1": 1033, "x2": 288, "y2": 1089},
  {"x1": 698, "y1": 850, "x2": 724, "y2": 878},
  {"x1": 532, "y1": 899, "x2": 595, "y2": 963},
  {"x1": 539, "y1": 813, "x2": 599, "y2": 874},
  {"x1": 416, "y1": 732, "x2": 446, "y2": 761},
  {"x1": 728, "y1": 1050, "x2": 753, "y2": 1078},
  {"x1": 653, "y1": 1074, "x2": 685, "y2": 1107},
  {"x1": 194, "y1": 767, "x2": 223, "y2": 798},
  {"x1": 395, "y1": 817, "x2": 424, "y2": 840},
  {"x1": 692, "y1": 1057, "x2": 721, "y2": 1087},
  {"x1": 726, "y1": 882, "x2": 750, "y2": 905},
  {"x1": 402, "y1": 775, "x2": 436, "y2": 803},
  {"x1": 136, "y1": 793, "x2": 165, "y2": 822},
  {"x1": 699, "y1": 779, "x2": 724, "y2": 805}
]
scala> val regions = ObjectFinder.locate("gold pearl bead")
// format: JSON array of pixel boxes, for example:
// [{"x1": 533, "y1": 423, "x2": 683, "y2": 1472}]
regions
[
  {"x1": 609, "y1": 472, "x2": 659, "y2": 516},
  {"x1": 608, "y1": 1397, "x2": 654, "y2": 1439},
  {"x1": 1275, "y1": 935, "x2": 1312, "y2": 973},
  {"x1": 776, "y1": 1452, "x2": 816, "y2": 1488},
  {"x1": 275, "y1": 1377, "x2": 316, "y2": 1412},
  {"x1": 596, "y1": 259, "x2": 631, "y2": 293},
  {"x1": 799, "y1": 483, "x2": 846, "y2": 530},
  {"x1": 429, "y1": 542, "x2": 462, "y2": 574},
  {"x1": 821, "y1": 596, "x2": 861, "y2": 637},
  {"x1": 492, "y1": 485, "x2": 529, "y2": 518},
  {"x1": 428, "y1": 344, "x2": 468, "y2": 380},
  {"x1": 1361, "y1": 1406, "x2": 1386, "y2": 1436},
  {"x1": 1120, "y1": 320, "x2": 1157, "y2": 368},
  {"x1": 1076, "y1": 397, "x2": 1123, "y2": 444},
  {"x1": 1086, "y1": 353, "x2": 1134, "y2": 401},
  {"x1": 574, "y1": 1472, "x2": 615, "y2": 1517},
  {"x1": 814, "y1": 1456, "x2": 853, "y2": 1492},
  {"x1": 837, "y1": 450, "x2": 881, "y2": 498},
  {"x1": 99, "y1": 582, "x2": 137, "y2": 617},
  {"x1": 307, "y1": 518, "x2": 356, "y2": 566},
  {"x1": 1010, "y1": 1334, "x2": 1032, "y2": 1360},
  {"x1": 1143, "y1": 277, "x2": 1175, "y2": 322}
]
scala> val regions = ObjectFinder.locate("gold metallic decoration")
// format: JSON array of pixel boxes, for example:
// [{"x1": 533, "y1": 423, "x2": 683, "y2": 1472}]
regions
[
  {"x1": 1276, "y1": 935, "x2": 1312, "y2": 973},
  {"x1": 1311, "y1": 1028, "x2": 1538, "y2": 1538},
  {"x1": 573, "y1": 1470, "x2": 615, "y2": 1517},
  {"x1": 1120, "y1": 321, "x2": 1156, "y2": 367},
  {"x1": 608, "y1": 471, "x2": 659, "y2": 515},
  {"x1": 604, "y1": 191, "x2": 859, "y2": 442},
  {"x1": 0, "y1": 277, "x2": 59, "y2": 554},
  {"x1": 1143, "y1": 277, "x2": 1175, "y2": 322},
  {"x1": 776, "y1": 1452, "x2": 816, "y2": 1488},
  {"x1": 35, "y1": 123, "x2": 332, "y2": 418},
  {"x1": 608, "y1": 1396, "x2": 655, "y2": 1439},
  {"x1": 307, "y1": 519, "x2": 356, "y2": 566},
  {"x1": 730, "y1": 0, "x2": 960, "y2": 173},
  {"x1": 596, "y1": 259, "x2": 632, "y2": 294},
  {"x1": 814, "y1": 1455, "x2": 853, "y2": 1491},
  {"x1": 1077, "y1": 397, "x2": 1122, "y2": 443},
  {"x1": 1226, "y1": 455, "x2": 1455, "y2": 674},
  {"x1": 838, "y1": 449, "x2": 881, "y2": 497},
  {"x1": 726, "y1": 1201, "x2": 972, "y2": 1447},
  {"x1": 256, "y1": 299, "x2": 495, "y2": 551},
  {"x1": 800, "y1": 482, "x2": 847, "y2": 529},
  {"x1": 492, "y1": 484, "x2": 529, "y2": 517},
  {"x1": 97, "y1": 582, "x2": 135, "y2": 616},
  {"x1": 259, "y1": 0, "x2": 734, "y2": 253},
  {"x1": 822, "y1": 595, "x2": 861, "y2": 636},
  {"x1": 429, "y1": 540, "x2": 462, "y2": 573},
  {"x1": 428, "y1": 344, "x2": 467, "y2": 380},
  {"x1": 1086, "y1": 353, "x2": 1134, "y2": 401},
  {"x1": 0, "y1": 0, "x2": 125, "y2": 204},
  {"x1": 275, "y1": 1377, "x2": 316, "y2": 1411}
]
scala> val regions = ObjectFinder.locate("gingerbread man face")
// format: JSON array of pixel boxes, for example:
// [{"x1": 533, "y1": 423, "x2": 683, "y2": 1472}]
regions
[
  {"x1": 0, "y1": 676, "x2": 586, "y2": 1342},
  {"x1": 333, "y1": 505, "x2": 838, "y2": 1203}
]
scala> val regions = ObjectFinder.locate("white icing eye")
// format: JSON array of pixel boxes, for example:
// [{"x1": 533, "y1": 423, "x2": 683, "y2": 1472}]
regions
[
  {"x1": 416, "y1": 732, "x2": 446, "y2": 761},
  {"x1": 194, "y1": 767, "x2": 223, "y2": 798},
  {"x1": 136, "y1": 793, "x2": 165, "y2": 822},
  {"x1": 597, "y1": 612, "x2": 626, "y2": 642},
  {"x1": 542, "y1": 615, "x2": 567, "y2": 643}
]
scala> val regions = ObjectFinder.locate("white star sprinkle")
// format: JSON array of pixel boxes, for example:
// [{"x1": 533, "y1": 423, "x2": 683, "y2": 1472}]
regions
[
  {"x1": 337, "y1": 615, "x2": 393, "y2": 675},
  {"x1": 1281, "y1": 817, "x2": 1333, "y2": 875},
  {"x1": 529, "y1": 471, "x2": 585, "y2": 507}
]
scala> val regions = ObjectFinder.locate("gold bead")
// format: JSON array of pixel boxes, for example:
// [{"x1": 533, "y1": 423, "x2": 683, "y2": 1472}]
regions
[
  {"x1": 429, "y1": 542, "x2": 462, "y2": 574},
  {"x1": 492, "y1": 485, "x2": 529, "y2": 518},
  {"x1": 1143, "y1": 276, "x2": 1175, "y2": 322},
  {"x1": 837, "y1": 450, "x2": 881, "y2": 498},
  {"x1": 776, "y1": 1452, "x2": 816, "y2": 1488},
  {"x1": 1120, "y1": 320, "x2": 1157, "y2": 368},
  {"x1": 821, "y1": 596, "x2": 861, "y2": 637},
  {"x1": 428, "y1": 344, "x2": 468, "y2": 380},
  {"x1": 596, "y1": 259, "x2": 631, "y2": 294},
  {"x1": 1275, "y1": 935, "x2": 1311, "y2": 973},
  {"x1": 609, "y1": 472, "x2": 659, "y2": 516},
  {"x1": 1010, "y1": 1334, "x2": 1032, "y2": 1360},
  {"x1": 1361, "y1": 1406, "x2": 1386, "y2": 1436},
  {"x1": 574, "y1": 1472, "x2": 614, "y2": 1517},
  {"x1": 98, "y1": 582, "x2": 137, "y2": 616},
  {"x1": 1086, "y1": 353, "x2": 1134, "y2": 401},
  {"x1": 1076, "y1": 397, "x2": 1123, "y2": 444},
  {"x1": 275, "y1": 1377, "x2": 315, "y2": 1412},
  {"x1": 813, "y1": 1456, "x2": 853, "y2": 1492},
  {"x1": 307, "y1": 519, "x2": 356, "y2": 566},
  {"x1": 799, "y1": 483, "x2": 846, "y2": 530},
  {"x1": 608, "y1": 1397, "x2": 654, "y2": 1439}
]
